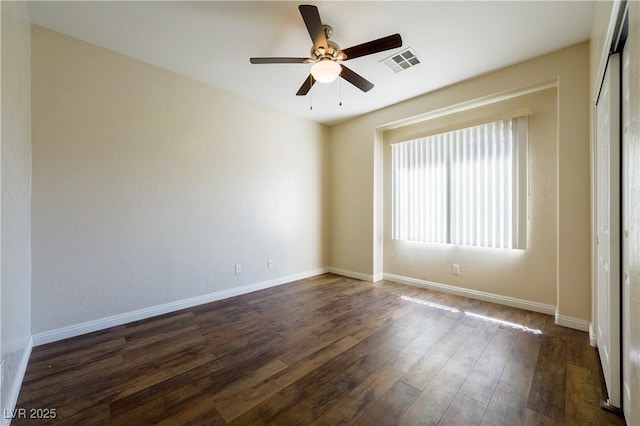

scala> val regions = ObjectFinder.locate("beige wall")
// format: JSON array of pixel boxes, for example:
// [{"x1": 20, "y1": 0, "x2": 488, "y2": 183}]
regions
[
  {"x1": 31, "y1": 26, "x2": 330, "y2": 334},
  {"x1": 383, "y1": 89, "x2": 557, "y2": 307},
  {"x1": 591, "y1": 2, "x2": 640, "y2": 424},
  {"x1": 1, "y1": 0, "x2": 32, "y2": 414},
  {"x1": 331, "y1": 43, "x2": 590, "y2": 323}
]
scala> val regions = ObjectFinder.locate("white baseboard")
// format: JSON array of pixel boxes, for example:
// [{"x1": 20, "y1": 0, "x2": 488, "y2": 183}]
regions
[
  {"x1": 328, "y1": 267, "x2": 377, "y2": 282},
  {"x1": 589, "y1": 322, "x2": 597, "y2": 347},
  {"x1": 1, "y1": 337, "x2": 33, "y2": 426},
  {"x1": 383, "y1": 273, "x2": 557, "y2": 316},
  {"x1": 555, "y1": 313, "x2": 590, "y2": 332},
  {"x1": 32, "y1": 268, "x2": 591, "y2": 346},
  {"x1": 33, "y1": 268, "x2": 329, "y2": 346}
]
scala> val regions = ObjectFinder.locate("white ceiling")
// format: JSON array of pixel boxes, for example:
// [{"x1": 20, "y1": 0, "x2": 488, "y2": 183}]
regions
[{"x1": 28, "y1": 1, "x2": 594, "y2": 126}]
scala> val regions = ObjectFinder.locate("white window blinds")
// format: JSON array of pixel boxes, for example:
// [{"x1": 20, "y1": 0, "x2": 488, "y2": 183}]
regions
[{"x1": 391, "y1": 116, "x2": 528, "y2": 249}]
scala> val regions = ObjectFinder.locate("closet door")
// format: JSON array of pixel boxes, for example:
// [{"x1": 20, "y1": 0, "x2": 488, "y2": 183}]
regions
[
  {"x1": 621, "y1": 43, "x2": 631, "y2": 418},
  {"x1": 595, "y1": 53, "x2": 621, "y2": 409}
]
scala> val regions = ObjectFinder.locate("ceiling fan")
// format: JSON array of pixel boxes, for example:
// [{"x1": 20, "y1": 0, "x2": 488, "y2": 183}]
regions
[{"x1": 250, "y1": 4, "x2": 402, "y2": 96}]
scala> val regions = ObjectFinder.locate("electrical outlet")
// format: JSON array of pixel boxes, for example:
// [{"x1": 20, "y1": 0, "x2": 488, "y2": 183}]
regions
[
  {"x1": 452, "y1": 264, "x2": 461, "y2": 275},
  {"x1": 268, "y1": 259, "x2": 274, "y2": 269},
  {"x1": 235, "y1": 264, "x2": 242, "y2": 274}
]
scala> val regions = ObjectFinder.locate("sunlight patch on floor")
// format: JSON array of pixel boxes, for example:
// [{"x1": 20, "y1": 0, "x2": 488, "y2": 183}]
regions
[
  {"x1": 400, "y1": 295, "x2": 543, "y2": 334},
  {"x1": 400, "y1": 295, "x2": 460, "y2": 313},
  {"x1": 464, "y1": 311, "x2": 543, "y2": 334}
]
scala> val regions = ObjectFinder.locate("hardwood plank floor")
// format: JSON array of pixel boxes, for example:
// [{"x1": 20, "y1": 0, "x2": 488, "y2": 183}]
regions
[{"x1": 13, "y1": 274, "x2": 625, "y2": 425}]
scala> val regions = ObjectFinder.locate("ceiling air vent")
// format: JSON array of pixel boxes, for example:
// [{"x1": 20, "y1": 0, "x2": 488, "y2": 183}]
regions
[{"x1": 381, "y1": 48, "x2": 421, "y2": 73}]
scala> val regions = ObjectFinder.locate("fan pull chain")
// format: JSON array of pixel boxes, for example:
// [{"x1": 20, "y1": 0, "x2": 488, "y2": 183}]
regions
[
  {"x1": 309, "y1": 78, "x2": 313, "y2": 110},
  {"x1": 339, "y1": 78, "x2": 342, "y2": 106}
]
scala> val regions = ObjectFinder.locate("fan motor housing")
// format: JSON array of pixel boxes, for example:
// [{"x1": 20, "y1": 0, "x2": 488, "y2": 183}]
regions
[{"x1": 311, "y1": 40, "x2": 342, "y2": 59}]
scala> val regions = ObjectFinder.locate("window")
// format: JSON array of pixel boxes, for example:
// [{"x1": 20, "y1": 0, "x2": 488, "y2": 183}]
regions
[{"x1": 391, "y1": 116, "x2": 528, "y2": 249}]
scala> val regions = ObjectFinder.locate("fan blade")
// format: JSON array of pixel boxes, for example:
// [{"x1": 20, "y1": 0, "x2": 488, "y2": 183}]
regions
[
  {"x1": 296, "y1": 74, "x2": 316, "y2": 96},
  {"x1": 299, "y1": 5, "x2": 328, "y2": 50},
  {"x1": 342, "y1": 34, "x2": 402, "y2": 60},
  {"x1": 340, "y1": 65, "x2": 374, "y2": 92},
  {"x1": 250, "y1": 57, "x2": 308, "y2": 64}
]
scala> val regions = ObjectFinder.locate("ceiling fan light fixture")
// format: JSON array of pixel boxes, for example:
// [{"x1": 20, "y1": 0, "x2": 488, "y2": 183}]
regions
[
  {"x1": 250, "y1": 5, "x2": 402, "y2": 96},
  {"x1": 310, "y1": 59, "x2": 341, "y2": 83}
]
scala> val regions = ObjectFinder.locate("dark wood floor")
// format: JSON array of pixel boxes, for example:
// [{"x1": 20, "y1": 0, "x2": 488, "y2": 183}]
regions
[{"x1": 15, "y1": 274, "x2": 625, "y2": 425}]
